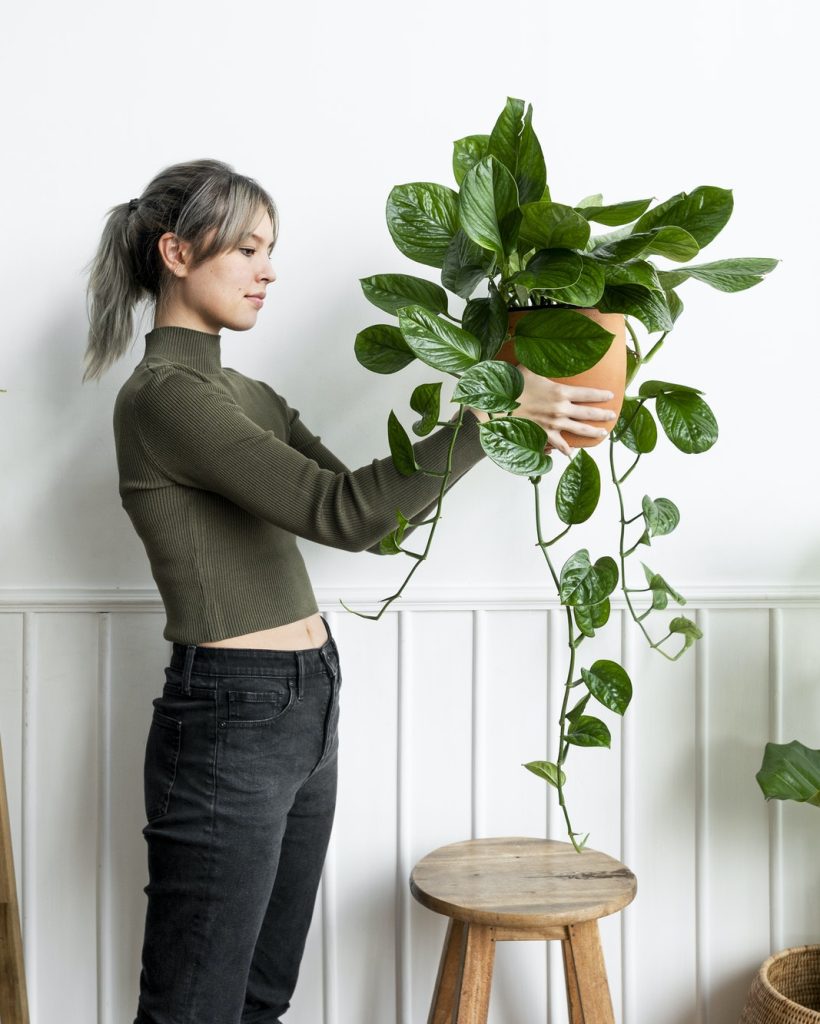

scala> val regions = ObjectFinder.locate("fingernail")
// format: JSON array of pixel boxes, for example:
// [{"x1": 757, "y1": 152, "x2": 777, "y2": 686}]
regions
[
  {"x1": 599, "y1": 429, "x2": 608, "y2": 436},
  {"x1": 606, "y1": 392, "x2": 614, "y2": 399}
]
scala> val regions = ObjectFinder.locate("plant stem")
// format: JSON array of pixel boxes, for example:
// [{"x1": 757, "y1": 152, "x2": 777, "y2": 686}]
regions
[{"x1": 625, "y1": 318, "x2": 642, "y2": 361}]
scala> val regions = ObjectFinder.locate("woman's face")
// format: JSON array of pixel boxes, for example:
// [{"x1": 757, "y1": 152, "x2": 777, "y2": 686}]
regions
[{"x1": 159, "y1": 206, "x2": 276, "y2": 334}]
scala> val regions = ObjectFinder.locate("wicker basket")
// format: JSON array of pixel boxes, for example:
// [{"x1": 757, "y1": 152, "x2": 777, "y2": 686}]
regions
[{"x1": 740, "y1": 946, "x2": 820, "y2": 1023}]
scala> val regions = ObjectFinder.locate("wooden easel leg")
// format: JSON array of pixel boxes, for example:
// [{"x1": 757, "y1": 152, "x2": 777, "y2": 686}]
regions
[
  {"x1": 429, "y1": 918, "x2": 467, "y2": 1024},
  {"x1": 564, "y1": 920, "x2": 614, "y2": 1024},
  {"x1": 454, "y1": 924, "x2": 495, "y2": 1024},
  {"x1": 0, "y1": 735, "x2": 30, "y2": 1024}
]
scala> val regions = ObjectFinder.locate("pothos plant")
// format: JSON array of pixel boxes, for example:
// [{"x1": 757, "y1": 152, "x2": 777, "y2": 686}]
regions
[{"x1": 343, "y1": 96, "x2": 778, "y2": 851}]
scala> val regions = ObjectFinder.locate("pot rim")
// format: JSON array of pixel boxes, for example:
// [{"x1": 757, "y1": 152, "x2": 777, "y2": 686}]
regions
[{"x1": 756, "y1": 945, "x2": 820, "y2": 1014}]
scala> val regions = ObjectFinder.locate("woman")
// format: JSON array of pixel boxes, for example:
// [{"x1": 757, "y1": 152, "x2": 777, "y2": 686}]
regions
[{"x1": 83, "y1": 158, "x2": 616, "y2": 1024}]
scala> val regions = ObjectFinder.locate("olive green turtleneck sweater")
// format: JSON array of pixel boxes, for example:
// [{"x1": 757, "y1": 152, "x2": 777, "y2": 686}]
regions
[{"x1": 113, "y1": 325, "x2": 488, "y2": 644}]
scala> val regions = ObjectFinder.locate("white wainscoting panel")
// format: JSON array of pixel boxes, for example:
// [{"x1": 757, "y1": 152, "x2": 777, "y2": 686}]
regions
[{"x1": 0, "y1": 588, "x2": 818, "y2": 1024}]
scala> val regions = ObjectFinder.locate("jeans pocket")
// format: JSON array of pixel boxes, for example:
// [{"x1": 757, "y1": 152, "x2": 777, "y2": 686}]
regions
[
  {"x1": 144, "y1": 708, "x2": 182, "y2": 822},
  {"x1": 224, "y1": 676, "x2": 297, "y2": 727}
]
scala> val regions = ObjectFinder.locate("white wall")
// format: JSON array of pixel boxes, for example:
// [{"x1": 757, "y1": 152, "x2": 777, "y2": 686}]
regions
[{"x1": 2, "y1": 1, "x2": 818, "y2": 1022}]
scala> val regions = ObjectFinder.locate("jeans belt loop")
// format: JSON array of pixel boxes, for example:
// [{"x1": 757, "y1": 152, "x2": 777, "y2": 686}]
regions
[{"x1": 181, "y1": 644, "x2": 197, "y2": 695}]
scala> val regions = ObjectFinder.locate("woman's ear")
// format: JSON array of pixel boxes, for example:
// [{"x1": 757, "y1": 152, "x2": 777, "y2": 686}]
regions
[{"x1": 156, "y1": 232, "x2": 191, "y2": 278}]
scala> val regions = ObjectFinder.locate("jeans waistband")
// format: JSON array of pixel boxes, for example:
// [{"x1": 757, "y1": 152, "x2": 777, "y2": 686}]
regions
[{"x1": 169, "y1": 615, "x2": 338, "y2": 688}]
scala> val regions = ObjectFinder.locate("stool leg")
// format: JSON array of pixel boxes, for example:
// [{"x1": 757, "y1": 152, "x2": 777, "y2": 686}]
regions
[
  {"x1": 429, "y1": 918, "x2": 466, "y2": 1024},
  {"x1": 455, "y1": 924, "x2": 495, "y2": 1024},
  {"x1": 561, "y1": 937, "x2": 584, "y2": 1024},
  {"x1": 563, "y1": 920, "x2": 614, "y2": 1024}
]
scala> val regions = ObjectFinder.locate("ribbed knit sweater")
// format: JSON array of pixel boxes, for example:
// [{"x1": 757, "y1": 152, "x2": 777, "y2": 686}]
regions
[{"x1": 113, "y1": 325, "x2": 488, "y2": 644}]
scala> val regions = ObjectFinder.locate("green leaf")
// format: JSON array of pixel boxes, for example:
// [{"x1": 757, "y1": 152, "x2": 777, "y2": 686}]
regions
[
  {"x1": 639, "y1": 380, "x2": 703, "y2": 398},
  {"x1": 378, "y1": 508, "x2": 411, "y2": 554},
  {"x1": 542, "y1": 256, "x2": 606, "y2": 307},
  {"x1": 669, "y1": 615, "x2": 703, "y2": 651},
  {"x1": 488, "y1": 97, "x2": 526, "y2": 178},
  {"x1": 593, "y1": 225, "x2": 700, "y2": 264},
  {"x1": 386, "y1": 182, "x2": 460, "y2": 269},
  {"x1": 560, "y1": 550, "x2": 619, "y2": 607},
  {"x1": 387, "y1": 411, "x2": 418, "y2": 476},
  {"x1": 656, "y1": 257, "x2": 779, "y2": 293},
  {"x1": 642, "y1": 563, "x2": 686, "y2": 610},
  {"x1": 574, "y1": 598, "x2": 611, "y2": 638},
  {"x1": 566, "y1": 715, "x2": 611, "y2": 748},
  {"x1": 479, "y1": 417, "x2": 553, "y2": 476},
  {"x1": 524, "y1": 760, "x2": 566, "y2": 789},
  {"x1": 360, "y1": 273, "x2": 449, "y2": 317},
  {"x1": 600, "y1": 259, "x2": 663, "y2": 292},
  {"x1": 665, "y1": 288, "x2": 684, "y2": 324},
  {"x1": 634, "y1": 186, "x2": 734, "y2": 248},
  {"x1": 397, "y1": 305, "x2": 482, "y2": 373},
  {"x1": 512, "y1": 309, "x2": 615, "y2": 377},
  {"x1": 452, "y1": 361, "x2": 524, "y2": 413},
  {"x1": 614, "y1": 398, "x2": 657, "y2": 454},
  {"x1": 642, "y1": 496, "x2": 680, "y2": 537},
  {"x1": 556, "y1": 449, "x2": 600, "y2": 525},
  {"x1": 582, "y1": 660, "x2": 633, "y2": 715},
  {"x1": 519, "y1": 201, "x2": 591, "y2": 250},
  {"x1": 453, "y1": 134, "x2": 490, "y2": 187},
  {"x1": 598, "y1": 285, "x2": 673, "y2": 333},
  {"x1": 441, "y1": 228, "x2": 495, "y2": 300},
  {"x1": 462, "y1": 279, "x2": 508, "y2": 361},
  {"x1": 574, "y1": 197, "x2": 653, "y2": 226},
  {"x1": 757, "y1": 741, "x2": 820, "y2": 807},
  {"x1": 354, "y1": 324, "x2": 416, "y2": 374},
  {"x1": 517, "y1": 103, "x2": 548, "y2": 205},
  {"x1": 459, "y1": 155, "x2": 522, "y2": 261},
  {"x1": 410, "y1": 382, "x2": 442, "y2": 436},
  {"x1": 566, "y1": 693, "x2": 591, "y2": 724},
  {"x1": 576, "y1": 193, "x2": 604, "y2": 209},
  {"x1": 656, "y1": 391, "x2": 718, "y2": 453},
  {"x1": 513, "y1": 249, "x2": 584, "y2": 290}
]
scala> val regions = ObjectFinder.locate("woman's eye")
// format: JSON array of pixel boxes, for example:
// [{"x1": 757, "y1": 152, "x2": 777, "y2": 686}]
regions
[{"x1": 239, "y1": 247, "x2": 255, "y2": 256}]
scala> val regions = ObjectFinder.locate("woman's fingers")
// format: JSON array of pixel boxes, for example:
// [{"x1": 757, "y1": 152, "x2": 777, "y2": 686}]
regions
[
  {"x1": 562, "y1": 386, "x2": 616, "y2": 403},
  {"x1": 566, "y1": 404, "x2": 617, "y2": 423}
]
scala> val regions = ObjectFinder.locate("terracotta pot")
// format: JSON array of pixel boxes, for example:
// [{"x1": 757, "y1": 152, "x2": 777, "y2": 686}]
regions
[
  {"x1": 494, "y1": 307, "x2": 626, "y2": 448},
  {"x1": 740, "y1": 946, "x2": 820, "y2": 1023}
]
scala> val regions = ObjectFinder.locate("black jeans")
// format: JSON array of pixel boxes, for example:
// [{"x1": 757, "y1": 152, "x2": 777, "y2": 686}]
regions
[{"x1": 134, "y1": 615, "x2": 341, "y2": 1024}]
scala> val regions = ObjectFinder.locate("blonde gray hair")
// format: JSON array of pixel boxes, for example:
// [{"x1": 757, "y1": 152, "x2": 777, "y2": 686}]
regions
[{"x1": 82, "y1": 158, "x2": 278, "y2": 382}]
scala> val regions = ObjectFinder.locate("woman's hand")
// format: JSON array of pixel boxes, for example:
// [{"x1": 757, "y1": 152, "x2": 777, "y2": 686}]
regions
[{"x1": 467, "y1": 364, "x2": 617, "y2": 458}]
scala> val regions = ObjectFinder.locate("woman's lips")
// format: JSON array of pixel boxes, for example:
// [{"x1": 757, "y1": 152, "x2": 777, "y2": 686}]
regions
[{"x1": 247, "y1": 296, "x2": 264, "y2": 309}]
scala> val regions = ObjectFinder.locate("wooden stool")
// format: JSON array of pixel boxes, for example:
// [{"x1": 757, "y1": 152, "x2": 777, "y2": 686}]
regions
[
  {"x1": 410, "y1": 836, "x2": 636, "y2": 1024},
  {"x1": 0, "y1": 734, "x2": 30, "y2": 1024}
]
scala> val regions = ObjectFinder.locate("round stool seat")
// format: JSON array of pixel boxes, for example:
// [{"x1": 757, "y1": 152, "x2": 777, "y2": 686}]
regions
[{"x1": 411, "y1": 836, "x2": 636, "y2": 928}]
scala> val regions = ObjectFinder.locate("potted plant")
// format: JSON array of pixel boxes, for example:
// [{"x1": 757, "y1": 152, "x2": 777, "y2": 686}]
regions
[
  {"x1": 738, "y1": 742, "x2": 820, "y2": 1022},
  {"x1": 344, "y1": 96, "x2": 778, "y2": 851}
]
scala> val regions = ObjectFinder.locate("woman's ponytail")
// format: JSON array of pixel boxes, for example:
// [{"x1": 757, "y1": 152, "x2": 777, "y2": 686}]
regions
[{"x1": 82, "y1": 199, "x2": 147, "y2": 383}]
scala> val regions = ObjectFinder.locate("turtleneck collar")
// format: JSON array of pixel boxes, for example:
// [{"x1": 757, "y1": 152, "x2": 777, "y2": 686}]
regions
[{"x1": 143, "y1": 325, "x2": 222, "y2": 373}]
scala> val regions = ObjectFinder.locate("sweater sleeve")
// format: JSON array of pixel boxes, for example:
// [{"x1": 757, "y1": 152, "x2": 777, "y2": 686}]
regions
[
  {"x1": 133, "y1": 365, "x2": 487, "y2": 554},
  {"x1": 277, "y1": 391, "x2": 485, "y2": 555}
]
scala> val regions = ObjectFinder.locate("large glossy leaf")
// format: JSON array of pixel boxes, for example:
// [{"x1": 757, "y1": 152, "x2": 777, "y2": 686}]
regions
[
  {"x1": 639, "y1": 380, "x2": 703, "y2": 398},
  {"x1": 566, "y1": 715, "x2": 611, "y2": 748},
  {"x1": 453, "y1": 134, "x2": 490, "y2": 187},
  {"x1": 397, "y1": 305, "x2": 482, "y2": 373},
  {"x1": 542, "y1": 256, "x2": 606, "y2": 307},
  {"x1": 593, "y1": 225, "x2": 700, "y2": 263},
  {"x1": 487, "y1": 97, "x2": 526, "y2": 179},
  {"x1": 656, "y1": 257, "x2": 779, "y2": 293},
  {"x1": 634, "y1": 186, "x2": 733, "y2": 248},
  {"x1": 524, "y1": 760, "x2": 566, "y2": 789},
  {"x1": 387, "y1": 411, "x2": 418, "y2": 476},
  {"x1": 574, "y1": 598, "x2": 611, "y2": 638},
  {"x1": 642, "y1": 496, "x2": 680, "y2": 537},
  {"x1": 615, "y1": 398, "x2": 657, "y2": 454},
  {"x1": 757, "y1": 741, "x2": 820, "y2": 806},
  {"x1": 517, "y1": 103, "x2": 548, "y2": 205},
  {"x1": 656, "y1": 391, "x2": 718, "y2": 453},
  {"x1": 598, "y1": 285, "x2": 673, "y2": 333},
  {"x1": 556, "y1": 449, "x2": 600, "y2": 525},
  {"x1": 386, "y1": 182, "x2": 460, "y2": 268},
  {"x1": 574, "y1": 197, "x2": 653, "y2": 226},
  {"x1": 462, "y1": 280, "x2": 508, "y2": 360},
  {"x1": 513, "y1": 249, "x2": 584, "y2": 290},
  {"x1": 479, "y1": 417, "x2": 552, "y2": 475},
  {"x1": 354, "y1": 324, "x2": 416, "y2": 374},
  {"x1": 512, "y1": 309, "x2": 615, "y2": 377},
  {"x1": 459, "y1": 155, "x2": 521, "y2": 261},
  {"x1": 560, "y1": 550, "x2": 619, "y2": 607},
  {"x1": 519, "y1": 201, "x2": 591, "y2": 250},
  {"x1": 452, "y1": 361, "x2": 524, "y2": 413},
  {"x1": 600, "y1": 259, "x2": 663, "y2": 292},
  {"x1": 360, "y1": 273, "x2": 449, "y2": 316},
  {"x1": 410, "y1": 382, "x2": 442, "y2": 436},
  {"x1": 441, "y1": 228, "x2": 495, "y2": 299},
  {"x1": 582, "y1": 660, "x2": 633, "y2": 715}
]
